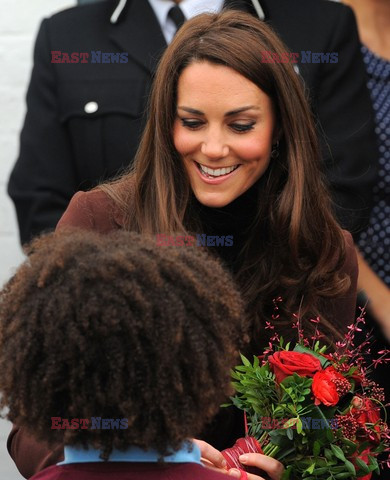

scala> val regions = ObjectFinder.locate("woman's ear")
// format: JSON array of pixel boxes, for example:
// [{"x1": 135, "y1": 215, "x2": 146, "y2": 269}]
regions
[{"x1": 272, "y1": 126, "x2": 282, "y2": 145}]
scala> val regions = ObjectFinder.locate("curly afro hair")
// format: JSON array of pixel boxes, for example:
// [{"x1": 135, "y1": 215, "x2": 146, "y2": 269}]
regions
[{"x1": 0, "y1": 229, "x2": 248, "y2": 460}]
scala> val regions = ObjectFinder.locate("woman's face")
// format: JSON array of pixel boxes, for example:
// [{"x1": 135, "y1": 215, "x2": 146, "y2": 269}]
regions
[{"x1": 173, "y1": 61, "x2": 277, "y2": 208}]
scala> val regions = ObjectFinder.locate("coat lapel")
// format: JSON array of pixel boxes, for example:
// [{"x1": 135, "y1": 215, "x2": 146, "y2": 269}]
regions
[{"x1": 109, "y1": 0, "x2": 167, "y2": 74}]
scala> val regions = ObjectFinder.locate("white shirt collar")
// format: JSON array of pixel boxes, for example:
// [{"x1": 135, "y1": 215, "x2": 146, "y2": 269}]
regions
[{"x1": 148, "y1": 0, "x2": 225, "y2": 44}]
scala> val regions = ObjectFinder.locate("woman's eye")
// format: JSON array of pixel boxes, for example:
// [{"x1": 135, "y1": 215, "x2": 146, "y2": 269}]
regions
[
  {"x1": 230, "y1": 122, "x2": 255, "y2": 133},
  {"x1": 180, "y1": 119, "x2": 203, "y2": 129}
]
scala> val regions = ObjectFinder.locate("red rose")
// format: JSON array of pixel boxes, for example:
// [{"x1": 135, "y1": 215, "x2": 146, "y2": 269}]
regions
[
  {"x1": 312, "y1": 368, "x2": 339, "y2": 406},
  {"x1": 312, "y1": 366, "x2": 351, "y2": 406},
  {"x1": 222, "y1": 436, "x2": 263, "y2": 475},
  {"x1": 268, "y1": 351, "x2": 322, "y2": 384}
]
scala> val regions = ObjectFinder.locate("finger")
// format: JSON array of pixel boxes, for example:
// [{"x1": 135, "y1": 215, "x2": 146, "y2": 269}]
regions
[
  {"x1": 228, "y1": 468, "x2": 265, "y2": 480},
  {"x1": 200, "y1": 458, "x2": 227, "y2": 472},
  {"x1": 193, "y1": 439, "x2": 228, "y2": 470},
  {"x1": 239, "y1": 453, "x2": 284, "y2": 480}
]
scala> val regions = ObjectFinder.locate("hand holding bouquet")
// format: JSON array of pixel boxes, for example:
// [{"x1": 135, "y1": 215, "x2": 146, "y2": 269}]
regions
[{"x1": 223, "y1": 308, "x2": 389, "y2": 479}]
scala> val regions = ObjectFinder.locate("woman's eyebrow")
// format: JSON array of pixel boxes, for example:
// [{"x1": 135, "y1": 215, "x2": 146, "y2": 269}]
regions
[
  {"x1": 225, "y1": 106, "x2": 260, "y2": 116},
  {"x1": 178, "y1": 106, "x2": 204, "y2": 115},
  {"x1": 177, "y1": 106, "x2": 261, "y2": 116}
]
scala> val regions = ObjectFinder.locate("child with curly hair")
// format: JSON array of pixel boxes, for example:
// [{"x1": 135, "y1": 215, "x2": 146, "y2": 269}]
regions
[{"x1": 0, "y1": 229, "x2": 255, "y2": 480}]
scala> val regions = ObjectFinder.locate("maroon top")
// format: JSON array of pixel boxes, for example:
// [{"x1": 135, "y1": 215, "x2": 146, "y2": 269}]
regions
[
  {"x1": 8, "y1": 189, "x2": 358, "y2": 479},
  {"x1": 31, "y1": 462, "x2": 230, "y2": 480}
]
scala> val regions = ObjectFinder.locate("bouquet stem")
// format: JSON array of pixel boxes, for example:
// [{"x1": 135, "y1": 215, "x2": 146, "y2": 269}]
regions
[{"x1": 263, "y1": 443, "x2": 280, "y2": 458}]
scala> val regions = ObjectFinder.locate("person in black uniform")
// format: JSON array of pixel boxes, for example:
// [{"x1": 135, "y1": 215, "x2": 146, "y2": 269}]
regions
[{"x1": 8, "y1": 0, "x2": 378, "y2": 245}]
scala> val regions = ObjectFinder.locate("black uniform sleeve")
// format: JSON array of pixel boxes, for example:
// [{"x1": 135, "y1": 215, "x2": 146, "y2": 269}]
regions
[
  {"x1": 314, "y1": 5, "x2": 378, "y2": 238},
  {"x1": 8, "y1": 19, "x2": 78, "y2": 244}
]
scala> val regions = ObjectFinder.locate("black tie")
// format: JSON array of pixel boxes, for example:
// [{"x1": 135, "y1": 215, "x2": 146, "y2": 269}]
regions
[{"x1": 168, "y1": 5, "x2": 186, "y2": 32}]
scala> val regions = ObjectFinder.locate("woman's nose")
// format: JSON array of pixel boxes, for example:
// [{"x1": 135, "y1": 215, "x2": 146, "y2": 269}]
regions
[{"x1": 200, "y1": 132, "x2": 229, "y2": 159}]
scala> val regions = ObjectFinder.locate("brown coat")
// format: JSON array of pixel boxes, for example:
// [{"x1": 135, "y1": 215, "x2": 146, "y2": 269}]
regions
[
  {"x1": 8, "y1": 189, "x2": 358, "y2": 479},
  {"x1": 57, "y1": 189, "x2": 359, "y2": 328}
]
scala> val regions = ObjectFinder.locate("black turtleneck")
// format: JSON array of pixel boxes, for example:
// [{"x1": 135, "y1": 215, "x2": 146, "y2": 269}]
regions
[
  {"x1": 188, "y1": 177, "x2": 269, "y2": 450},
  {"x1": 187, "y1": 176, "x2": 265, "y2": 272}
]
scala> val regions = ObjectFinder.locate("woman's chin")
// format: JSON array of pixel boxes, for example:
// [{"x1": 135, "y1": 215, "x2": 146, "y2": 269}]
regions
[{"x1": 194, "y1": 191, "x2": 236, "y2": 208}]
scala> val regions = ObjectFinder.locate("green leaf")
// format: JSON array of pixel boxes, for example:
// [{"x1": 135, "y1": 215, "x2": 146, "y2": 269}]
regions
[
  {"x1": 281, "y1": 465, "x2": 292, "y2": 480},
  {"x1": 234, "y1": 365, "x2": 248, "y2": 372},
  {"x1": 230, "y1": 370, "x2": 242, "y2": 381},
  {"x1": 324, "y1": 448, "x2": 333, "y2": 461},
  {"x1": 328, "y1": 466, "x2": 347, "y2": 473},
  {"x1": 313, "y1": 467, "x2": 329, "y2": 474},
  {"x1": 283, "y1": 418, "x2": 298, "y2": 429},
  {"x1": 275, "y1": 447, "x2": 296, "y2": 462},
  {"x1": 296, "y1": 418, "x2": 303, "y2": 434},
  {"x1": 286, "y1": 428, "x2": 293, "y2": 440},
  {"x1": 358, "y1": 440, "x2": 370, "y2": 454},
  {"x1": 367, "y1": 456, "x2": 378, "y2": 470},
  {"x1": 240, "y1": 354, "x2": 251, "y2": 366},
  {"x1": 313, "y1": 440, "x2": 321, "y2": 457},
  {"x1": 344, "y1": 459, "x2": 356, "y2": 476},
  {"x1": 371, "y1": 444, "x2": 385, "y2": 454},
  {"x1": 355, "y1": 457, "x2": 370, "y2": 474},
  {"x1": 268, "y1": 430, "x2": 289, "y2": 447},
  {"x1": 330, "y1": 444, "x2": 347, "y2": 462},
  {"x1": 305, "y1": 463, "x2": 315, "y2": 474},
  {"x1": 370, "y1": 457, "x2": 380, "y2": 475},
  {"x1": 326, "y1": 427, "x2": 335, "y2": 442},
  {"x1": 340, "y1": 437, "x2": 357, "y2": 452},
  {"x1": 345, "y1": 366, "x2": 357, "y2": 376}
]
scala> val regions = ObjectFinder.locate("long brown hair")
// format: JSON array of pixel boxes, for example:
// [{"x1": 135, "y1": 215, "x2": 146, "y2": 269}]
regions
[{"x1": 101, "y1": 11, "x2": 350, "y2": 342}]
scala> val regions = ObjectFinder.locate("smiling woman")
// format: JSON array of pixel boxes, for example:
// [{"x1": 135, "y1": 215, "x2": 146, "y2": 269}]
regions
[
  {"x1": 10, "y1": 9, "x2": 358, "y2": 480},
  {"x1": 173, "y1": 62, "x2": 276, "y2": 208},
  {"x1": 81, "y1": 10, "x2": 356, "y2": 347}
]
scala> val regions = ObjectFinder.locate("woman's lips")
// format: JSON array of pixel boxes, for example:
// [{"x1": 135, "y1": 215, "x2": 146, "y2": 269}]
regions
[{"x1": 194, "y1": 161, "x2": 241, "y2": 185}]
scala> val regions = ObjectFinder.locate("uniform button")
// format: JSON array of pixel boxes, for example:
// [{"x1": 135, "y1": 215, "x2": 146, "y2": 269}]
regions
[{"x1": 84, "y1": 101, "x2": 98, "y2": 114}]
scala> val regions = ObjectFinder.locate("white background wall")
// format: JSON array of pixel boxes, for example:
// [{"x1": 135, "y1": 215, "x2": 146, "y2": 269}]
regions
[{"x1": 0, "y1": 1, "x2": 75, "y2": 477}]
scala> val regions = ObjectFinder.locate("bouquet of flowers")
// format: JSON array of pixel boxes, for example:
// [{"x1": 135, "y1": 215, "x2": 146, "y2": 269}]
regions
[{"x1": 222, "y1": 303, "x2": 390, "y2": 480}]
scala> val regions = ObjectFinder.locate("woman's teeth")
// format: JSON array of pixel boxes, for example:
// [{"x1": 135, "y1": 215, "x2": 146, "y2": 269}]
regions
[{"x1": 198, "y1": 163, "x2": 239, "y2": 178}]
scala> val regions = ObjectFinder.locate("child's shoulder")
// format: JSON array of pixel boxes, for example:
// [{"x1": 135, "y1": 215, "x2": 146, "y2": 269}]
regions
[{"x1": 31, "y1": 462, "x2": 230, "y2": 480}]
